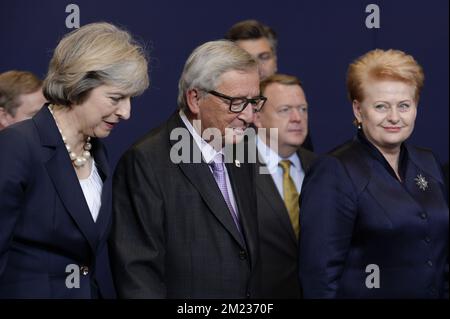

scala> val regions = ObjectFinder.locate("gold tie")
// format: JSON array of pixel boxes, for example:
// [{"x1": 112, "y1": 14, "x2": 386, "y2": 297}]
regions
[{"x1": 279, "y1": 160, "x2": 300, "y2": 238}]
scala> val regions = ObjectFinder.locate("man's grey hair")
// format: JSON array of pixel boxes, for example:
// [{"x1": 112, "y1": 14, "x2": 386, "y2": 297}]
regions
[{"x1": 177, "y1": 40, "x2": 257, "y2": 111}]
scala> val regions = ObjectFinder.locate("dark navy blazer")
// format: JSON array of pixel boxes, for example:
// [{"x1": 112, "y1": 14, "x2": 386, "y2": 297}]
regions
[
  {"x1": 298, "y1": 132, "x2": 449, "y2": 298},
  {"x1": 0, "y1": 106, "x2": 115, "y2": 298}
]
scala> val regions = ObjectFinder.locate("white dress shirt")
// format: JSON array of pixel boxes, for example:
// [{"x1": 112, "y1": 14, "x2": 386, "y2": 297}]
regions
[
  {"x1": 179, "y1": 110, "x2": 239, "y2": 214},
  {"x1": 79, "y1": 160, "x2": 103, "y2": 222},
  {"x1": 256, "y1": 135, "x2": 305, "y2": 199}
]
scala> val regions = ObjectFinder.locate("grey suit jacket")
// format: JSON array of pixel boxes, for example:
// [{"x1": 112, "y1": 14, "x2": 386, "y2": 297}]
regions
[
  {"x1": 109, "y1": 112, "x2": 261, "y2": 298},
  {"x1": 256, "y1": 147, "x2": 316, "y2": 298}
]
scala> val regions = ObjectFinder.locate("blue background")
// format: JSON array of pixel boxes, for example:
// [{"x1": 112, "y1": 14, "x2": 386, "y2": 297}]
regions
[{"x1": 1, "y1": 0, "x2": 448, "y2": 166}]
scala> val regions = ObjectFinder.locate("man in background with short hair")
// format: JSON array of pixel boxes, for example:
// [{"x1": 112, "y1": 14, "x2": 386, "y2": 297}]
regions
[
  {"x1": 225, "y1": 19, "x2": 278, "y2": 81},
  {"x1": 0, "y1": 70, "x2": 46, "y2": 130},
  {"x1": 226, "y1": 19, "x2": 314, "y2": 151},
  {"x1": 253, "y1": 73, "x2": 316, "y2": 298}
]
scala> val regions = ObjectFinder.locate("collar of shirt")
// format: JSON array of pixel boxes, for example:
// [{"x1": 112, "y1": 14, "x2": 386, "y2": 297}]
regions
[
  {"x1": 256, "y1": 135, "x2": 301, "y2": 173},
  {"x1": 179, "y1": 110, "x2": 223, "y2": 164},
  {"x1": 356, "y1": 129, "x2": 408, "y2": 181}
]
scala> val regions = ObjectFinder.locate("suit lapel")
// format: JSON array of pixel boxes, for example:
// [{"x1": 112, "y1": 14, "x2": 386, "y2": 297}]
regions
[
  {"x1": 179, "y1": 161, "x2": 245, "y2": 247},
  {"x1": 34, "y1": 106, "x2": 98, "y2": 252},
  {"x1": 363, "y1": 153, "x2": 425, "y2": 222},
  {"x1": 91, "y1": 140, "x2": 111, "y2": 246},
  {"x1": 227, "y1": 160, "x2": 259, "y2": 267},
  {"x1": 168, "y1": 113, "x2": 245, "y2": 248},
  {"x1": 404, "y1": 161, "x2": 435, "y2": 212},
  {"x1": 256, "y1": 157, "x2": 297, "y2": 244},
  {"x1": 297, "y1": 148, "x2": 315, "y2": 172}
]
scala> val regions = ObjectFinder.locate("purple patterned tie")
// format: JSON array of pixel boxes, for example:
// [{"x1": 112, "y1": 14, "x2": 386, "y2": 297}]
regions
[{"x1": 209, "y1": 153, "x2": 242, "y2": 234}]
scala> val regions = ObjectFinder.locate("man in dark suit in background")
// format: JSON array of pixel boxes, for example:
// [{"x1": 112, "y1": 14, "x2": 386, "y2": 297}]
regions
[
  {"x1": 110, "y1": 40, "x2": 267, "y2": 298},
  {"x1": 253, "y1": 74, "x2": 316, "y2": 298},
  {"x1": 225, "y1": 19, "x2": 314, "y2": 152}
]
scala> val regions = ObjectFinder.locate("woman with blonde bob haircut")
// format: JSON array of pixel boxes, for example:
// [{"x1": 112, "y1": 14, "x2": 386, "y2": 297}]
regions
[
  {"x1": 0, "y1": 22, "x2": 149, "y2": 298},
  {"x1": 299, "y1": 49, "x2": 448, "y2": 298}
]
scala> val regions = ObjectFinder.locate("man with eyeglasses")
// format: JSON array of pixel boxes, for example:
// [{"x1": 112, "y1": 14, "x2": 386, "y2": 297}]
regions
[
  {"x1": 110, "y1": 40, "x2": 265, "y2": 298},
  {"x1": 253, "y1": 74, "x2": 316, "y2": 298}
]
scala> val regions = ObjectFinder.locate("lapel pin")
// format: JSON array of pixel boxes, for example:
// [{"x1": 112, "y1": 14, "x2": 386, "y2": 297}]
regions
[
  {"x1": 414, "y1": 174, "x2": 428, "y2": 191},
  {"x1": 235, "y1": 160, "x2": 241, "y2": 167}
]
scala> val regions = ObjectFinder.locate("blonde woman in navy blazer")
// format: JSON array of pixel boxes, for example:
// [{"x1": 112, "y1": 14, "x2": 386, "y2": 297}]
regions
[
  {"x1": 299, "y1": 49, "x2": 448, "y2": 298},
  {"x1": 0, "y1": 22, "x2": 149, "y2": 298}
]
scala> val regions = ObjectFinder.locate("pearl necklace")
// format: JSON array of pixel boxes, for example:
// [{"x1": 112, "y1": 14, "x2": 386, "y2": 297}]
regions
[{"x1": 48, "y1": 104, "x2": 92, "y2": 168}]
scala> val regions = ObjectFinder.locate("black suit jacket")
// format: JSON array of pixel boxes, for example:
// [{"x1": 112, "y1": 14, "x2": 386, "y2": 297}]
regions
[
  {"x1": 443, "y1": 162, "x2": 449, "y2": 202},
  {"x1": 0, "y1": 106, "x2": 115, "y2": 298},
  {"x1": 256, "y1": 147, "x2": 316, "y2": 298},
  {"x1": 110, "y1": 112, "x2": 260, "y2": 298}
]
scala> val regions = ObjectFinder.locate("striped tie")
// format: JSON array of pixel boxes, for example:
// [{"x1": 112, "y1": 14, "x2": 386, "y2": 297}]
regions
[{"x1": 209, "y1": 153, "x2": 242, "y2": 234}]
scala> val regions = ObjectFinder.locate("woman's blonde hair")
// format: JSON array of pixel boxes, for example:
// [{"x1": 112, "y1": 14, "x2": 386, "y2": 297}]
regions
[
  {"x1": 43, "y1": 22, "x2": 149, "y2": 106},
  {"x1": 347, "y1": 49, "x2": 424, "y2": 103}
]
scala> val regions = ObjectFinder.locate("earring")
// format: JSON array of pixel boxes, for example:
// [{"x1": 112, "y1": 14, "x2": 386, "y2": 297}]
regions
[{"x1": 357, "y1": 122, "x2": 362, "y2": 130}]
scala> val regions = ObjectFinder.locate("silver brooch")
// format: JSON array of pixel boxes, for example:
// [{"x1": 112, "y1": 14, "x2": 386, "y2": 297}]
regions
[
  {"x1": 235, "y1": 160, "x2": 241, "y2": 168},
  {"x1": 414, "y1": 174, "x2": 428, "y2": 191}
]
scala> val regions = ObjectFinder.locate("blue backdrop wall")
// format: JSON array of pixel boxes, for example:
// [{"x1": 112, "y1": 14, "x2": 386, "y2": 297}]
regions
[{"x1": 1, "y1": 0, "x2": 448, "y2": 166}]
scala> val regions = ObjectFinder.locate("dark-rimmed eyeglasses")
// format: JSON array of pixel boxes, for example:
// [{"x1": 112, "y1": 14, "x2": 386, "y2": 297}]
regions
[{"x1": 207, "y1": 90, "x2": 267, "y2": 113}]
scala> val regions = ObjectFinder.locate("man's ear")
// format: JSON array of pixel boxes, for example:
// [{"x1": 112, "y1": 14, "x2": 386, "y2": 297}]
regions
[
  {"x1": 352, "y1": 100, "x2": 363, "y2": 123},
  {"x1": 0, "y1": 107, "x2": 13, "y2": 129},
  {"x1": 186, "y1": 89, "x2": 202, "y2": 115}
]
